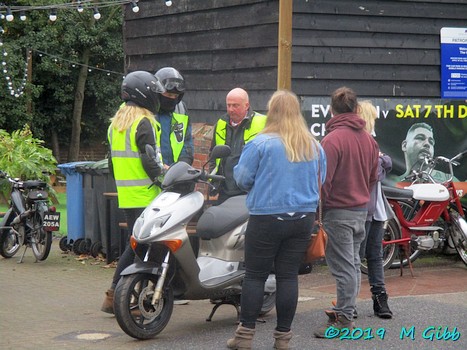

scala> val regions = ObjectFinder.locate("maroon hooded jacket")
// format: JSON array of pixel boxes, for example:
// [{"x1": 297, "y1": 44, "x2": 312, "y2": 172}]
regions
[{"x1": 321, "y1": 112, "x2": 379, "y2": 210}]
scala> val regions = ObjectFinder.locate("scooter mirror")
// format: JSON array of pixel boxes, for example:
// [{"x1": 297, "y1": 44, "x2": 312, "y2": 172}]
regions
[{"x1": 210, "y1": 145, "x2": 231, "y2": 160}]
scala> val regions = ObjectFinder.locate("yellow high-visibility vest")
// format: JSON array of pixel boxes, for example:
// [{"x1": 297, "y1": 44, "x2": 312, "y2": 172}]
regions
[{"x1": 108, "y1": 115, "x2": 162, "y2": 208}]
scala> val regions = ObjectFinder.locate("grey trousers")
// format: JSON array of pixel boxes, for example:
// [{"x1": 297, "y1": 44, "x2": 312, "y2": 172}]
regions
[{"x1": 323, "y1": 208, "x2": 367, "y2": 321}]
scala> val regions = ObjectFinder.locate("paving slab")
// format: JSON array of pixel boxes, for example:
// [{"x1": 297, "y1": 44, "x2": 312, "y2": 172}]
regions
[{"x1": 1, "y1": 239, "x2": 466, "y2": 350}]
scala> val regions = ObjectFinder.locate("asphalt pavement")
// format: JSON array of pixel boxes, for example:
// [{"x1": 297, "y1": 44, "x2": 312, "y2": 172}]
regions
[{"x1": 1, "y1": 238, "x2": 466, "y2": 350}]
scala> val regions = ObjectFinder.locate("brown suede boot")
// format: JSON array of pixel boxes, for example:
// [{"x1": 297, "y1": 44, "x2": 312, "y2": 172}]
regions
[
  {"x1": 100, "y1": 289, "x2": 114, "y2": 314},
  {"x1": 273, "y1": 330, "x2": 293, "y2": 349},
  {"x1": 226, "y1": 324, "x2": 256, "y2": 349}
]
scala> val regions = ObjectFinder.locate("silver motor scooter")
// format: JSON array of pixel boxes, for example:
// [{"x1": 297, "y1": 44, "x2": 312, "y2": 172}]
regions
[{"x1": 113, "y1": 145, "x2": 276, "y2": 340}]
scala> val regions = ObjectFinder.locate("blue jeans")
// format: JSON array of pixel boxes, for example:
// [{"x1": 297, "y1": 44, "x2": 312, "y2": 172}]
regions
[
  {"x1": 323, "y1": 209, "x2": 367, "y2": 321},
  {"x1": 240, "y1": 214, "x2": 315, "y2": 331},
  {"x1": 361, "y1": 220, "x2": 386, "y2": 294}
]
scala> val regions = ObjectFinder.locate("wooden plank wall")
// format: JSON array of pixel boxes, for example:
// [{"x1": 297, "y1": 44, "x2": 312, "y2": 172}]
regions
[
  {"x1": 124, "y1": 0, "x2": 467, "y2": 123},
  {"x1": 124, "y1": 0, "x2": 280, "y2": 124},
  {"x1": 292, "y1": 0, "x2": 467, "y2": 98}
]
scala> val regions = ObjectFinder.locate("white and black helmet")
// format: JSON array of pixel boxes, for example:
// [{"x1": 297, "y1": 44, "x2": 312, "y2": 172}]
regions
[{"x1": 121, "y1": 71, "x2": 166, "y2": 114}]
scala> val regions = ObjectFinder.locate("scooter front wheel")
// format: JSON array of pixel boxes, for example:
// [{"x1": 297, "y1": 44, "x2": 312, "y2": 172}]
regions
[
  {"x1": 114, "y1": 273, "x2": 174, "y2": 340},
  {"x1": 0, "y1": 228, "x2": 21, "y2": 258},
  {"x1": 450, "y1": 211, "x2": 467, "y2": 266}
]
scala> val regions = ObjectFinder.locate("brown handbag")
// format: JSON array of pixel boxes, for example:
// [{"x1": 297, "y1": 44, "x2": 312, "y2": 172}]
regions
[{"x1": 304, "y1": 154, "x2": 327, "y2": 263}]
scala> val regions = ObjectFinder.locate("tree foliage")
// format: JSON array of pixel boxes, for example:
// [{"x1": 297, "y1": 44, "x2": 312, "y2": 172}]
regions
[{"x1": 0, "y1": 0, "x2": 124, "y2": 162}]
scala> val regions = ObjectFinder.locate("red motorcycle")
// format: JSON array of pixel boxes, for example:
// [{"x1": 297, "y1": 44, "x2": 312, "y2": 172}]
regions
[{"x1": 378, "y1": 151, "x2": 467, "y2": 274}]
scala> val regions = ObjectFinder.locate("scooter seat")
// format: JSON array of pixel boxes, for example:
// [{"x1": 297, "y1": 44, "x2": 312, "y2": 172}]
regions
[
  {"x1": 23, "y1": 180, "x2": 47, "y2": 189},
  {"x1": 382, "y1": 185, "x2": 413, "y2": 200},
  {"x1": 197, "y1": 195, "x2": 249, "y2": 239}
]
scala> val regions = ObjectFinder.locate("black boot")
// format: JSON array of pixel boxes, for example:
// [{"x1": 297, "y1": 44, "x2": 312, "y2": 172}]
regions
[{"x1": 372, "y1": 292, "x2": 393, "y2": 319}]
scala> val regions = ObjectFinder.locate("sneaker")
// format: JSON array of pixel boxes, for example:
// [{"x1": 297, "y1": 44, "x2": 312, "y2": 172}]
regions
[
  {"x1": 174, "y1": 299, "x2": 189, "y2": 305},
  {"x1": 331, "y1": 300, "x2": 357, "y2": 319},
  {"x1": 372, "y1": 292, "x2": 393, "y2": 319},
  {"x1": 314, "y1": 310, "x2": 355, "y2": 338}
]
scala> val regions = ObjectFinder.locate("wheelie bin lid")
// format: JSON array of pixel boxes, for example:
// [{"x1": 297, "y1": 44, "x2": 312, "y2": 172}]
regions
[
  {"x1": 57, "y1": 161, "x2": 95, "y2": 176},
  {"x1": 76, "y1": 159, "x2": 109, "y2": 176}
]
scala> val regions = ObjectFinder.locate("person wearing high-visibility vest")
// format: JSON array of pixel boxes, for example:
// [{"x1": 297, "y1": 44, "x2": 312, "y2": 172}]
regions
[
  {"x1": 155, "y1": 67, "x2": 194, "y2": 168},
  {"x1": 101, "y1": 68, "x2": 195, "y2": 313},
  {"x1": 208, "y1": 88, "x2": 267, "y2": 204},
  {"x1": 154, "y1": 67, "x2": 194, "y2": 306},
  {"x1": 101, "y1": 71, "x2": 166, "y2": 314}
]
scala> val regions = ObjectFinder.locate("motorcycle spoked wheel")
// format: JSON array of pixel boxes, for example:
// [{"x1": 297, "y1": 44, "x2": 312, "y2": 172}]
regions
[
  {"x1": 114, "y1": 273, "x2": 174, "y2": 340},
  {"x1": 0, "y1": 227, "x2": 22, "y2": 258},
  {"x1": 449, "y1": 212, "x2": 467, "y2": 266},
  {"x1": 30, "y1": 211, "x2": 52, "y2": 261},
  {"x1": 361, "y1": 218, "x2": 399, "y2": 274}
]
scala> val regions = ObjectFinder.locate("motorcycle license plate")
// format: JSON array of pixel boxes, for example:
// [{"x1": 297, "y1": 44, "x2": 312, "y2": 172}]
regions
[{"x1": 43, "y1": 212, "x2": 61, "y2": 231}]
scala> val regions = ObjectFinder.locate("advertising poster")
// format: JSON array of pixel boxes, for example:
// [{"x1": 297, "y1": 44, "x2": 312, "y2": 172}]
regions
[
  {"x1": 302, "y1": 97, "x2": 467, "y2": 202},
  {"x1": 441, "y1": 27, "x2": 467, "y2": 99}
]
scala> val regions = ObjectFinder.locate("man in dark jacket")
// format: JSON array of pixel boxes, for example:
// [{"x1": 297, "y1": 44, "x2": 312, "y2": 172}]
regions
[
  {"x1": 314, "y1": 87, "x2": 379, "y2": 338},
  {"x1": 208, "y1": 88, "x2": 266, "y2": 203}
]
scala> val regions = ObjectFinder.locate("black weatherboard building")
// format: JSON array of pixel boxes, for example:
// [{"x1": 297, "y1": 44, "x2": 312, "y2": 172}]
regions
[{"x1": 123, "y1": 0, "x2": 467, "y2": 181}]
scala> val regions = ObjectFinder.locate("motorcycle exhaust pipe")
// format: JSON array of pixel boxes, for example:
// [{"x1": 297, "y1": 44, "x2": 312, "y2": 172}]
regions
[{"x1": 11, "y1": 210, "x2": 31, "y2": 225}]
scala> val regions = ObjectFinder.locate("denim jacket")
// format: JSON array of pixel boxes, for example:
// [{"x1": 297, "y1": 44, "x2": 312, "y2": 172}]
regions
[{"x1": 233, "y1": 133, "x2": 326, "y2": 215}]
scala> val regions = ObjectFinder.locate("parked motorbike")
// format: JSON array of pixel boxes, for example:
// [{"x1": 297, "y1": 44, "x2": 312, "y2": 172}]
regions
[
  {"x1": 113, "y1": 145, "x2": 277, "y2": 340},
  {"x1": 363, "y1": 151, "x2": 467, "y2": 274},
  {"x1": 0, "y1": 171, "x2": 60, "y2": 262}
]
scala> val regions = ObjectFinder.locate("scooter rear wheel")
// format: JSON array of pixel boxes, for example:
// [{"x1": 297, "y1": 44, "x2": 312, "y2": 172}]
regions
[
  {"x1": 30, "y1": 211, "x2": 52, "y2": 261},
  {"x1": 259, "y1": 291, "x2": 276, "y2": 316},
  {"x1": 361, "y1": 218, "x2": 398, "y2": 274},
  {"x1": 114, "y1": 273, "x2": 174, "y2": 340}
]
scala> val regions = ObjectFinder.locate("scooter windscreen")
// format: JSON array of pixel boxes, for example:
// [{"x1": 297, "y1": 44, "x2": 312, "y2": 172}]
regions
[{"x1": 161, "y1": 162, "x2": 201, "y2": 189}]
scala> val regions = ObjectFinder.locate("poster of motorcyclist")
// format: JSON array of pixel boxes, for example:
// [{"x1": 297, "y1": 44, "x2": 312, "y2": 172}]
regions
[{"x1": 301, "y1": 98, "x2": 467, "y2": 204}]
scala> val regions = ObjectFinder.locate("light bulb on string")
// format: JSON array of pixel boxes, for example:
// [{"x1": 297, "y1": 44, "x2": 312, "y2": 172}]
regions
[
  {"x1": 131, "y1": 1, "x2": 140, "y2": 13},
  {"x1": 77, "y1": 1, "x2": 84, "y2": 13},
  {"x1": 49, "y1": 9, "x2": 57, "y2": 22},
  {"x1": 20, "y1": 11, "x2": 27, "y2": 21},
  {"x1": 6, "y1": 7, "x2": 14, "y2": 22},
  {"x1": 165, "y1": 0, "x2": 173, "y2": 6},
  {"x1": 93, "y1": 7, "x2": 101, "y2": 20}
]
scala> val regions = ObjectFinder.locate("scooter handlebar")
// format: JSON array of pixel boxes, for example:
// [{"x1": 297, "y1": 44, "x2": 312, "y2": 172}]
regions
[{"x1": 207, "y1": 174, "x2": 225, "y2": 182}]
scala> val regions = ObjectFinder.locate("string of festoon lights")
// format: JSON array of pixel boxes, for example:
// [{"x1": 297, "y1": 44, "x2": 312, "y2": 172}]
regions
[
  {"x1": 0, "y1": 43, "x2": 29, "y2": 97},
  {"x1": 0, "y1": 0, "x2": 174, "y2": 97},
  {"x1": 0, "y1": 1, "x2": 174, "y2": 22}
]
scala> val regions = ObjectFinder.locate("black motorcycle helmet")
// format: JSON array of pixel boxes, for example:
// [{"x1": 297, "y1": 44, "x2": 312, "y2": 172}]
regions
[
  {"x1": 155, "y1": 67, "x2": 185, "y2": 111},
  {"x1": 121, "y1": 71, "x2": 166, "y2": 114}
]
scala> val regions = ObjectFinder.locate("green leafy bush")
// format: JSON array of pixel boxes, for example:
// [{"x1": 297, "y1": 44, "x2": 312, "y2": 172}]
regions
[{"x1": 0, "y1": 125, "x2": 57, "y2": 197}]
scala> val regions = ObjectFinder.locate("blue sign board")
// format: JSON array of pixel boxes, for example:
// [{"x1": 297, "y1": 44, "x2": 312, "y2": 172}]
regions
[{"x1": 440, "y1": 27, "x2": 467, "y2": 98}]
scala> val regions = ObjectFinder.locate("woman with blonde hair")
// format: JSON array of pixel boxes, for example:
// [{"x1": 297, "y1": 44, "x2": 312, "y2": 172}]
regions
[
  {"x1": 227, "y1": 90, "x2": 326, "y2": 349},
  {"x1": 101, "y1": 71, "x2": 165, "y2": 313},
  {"x1": 358, "y1": 100, "x2": 377, "y2": 135},
  {"x1": 358, "y1": 100, "x2": 393, "y2": 319}
]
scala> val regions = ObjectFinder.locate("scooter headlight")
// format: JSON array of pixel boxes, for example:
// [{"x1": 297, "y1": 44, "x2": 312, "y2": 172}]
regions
[
  {"x1": 132, "y1": 216, "x2": 144, "y2": 239},
  {"x1": 139, "y1": 214, "x2": 171, "y2": 239}
]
